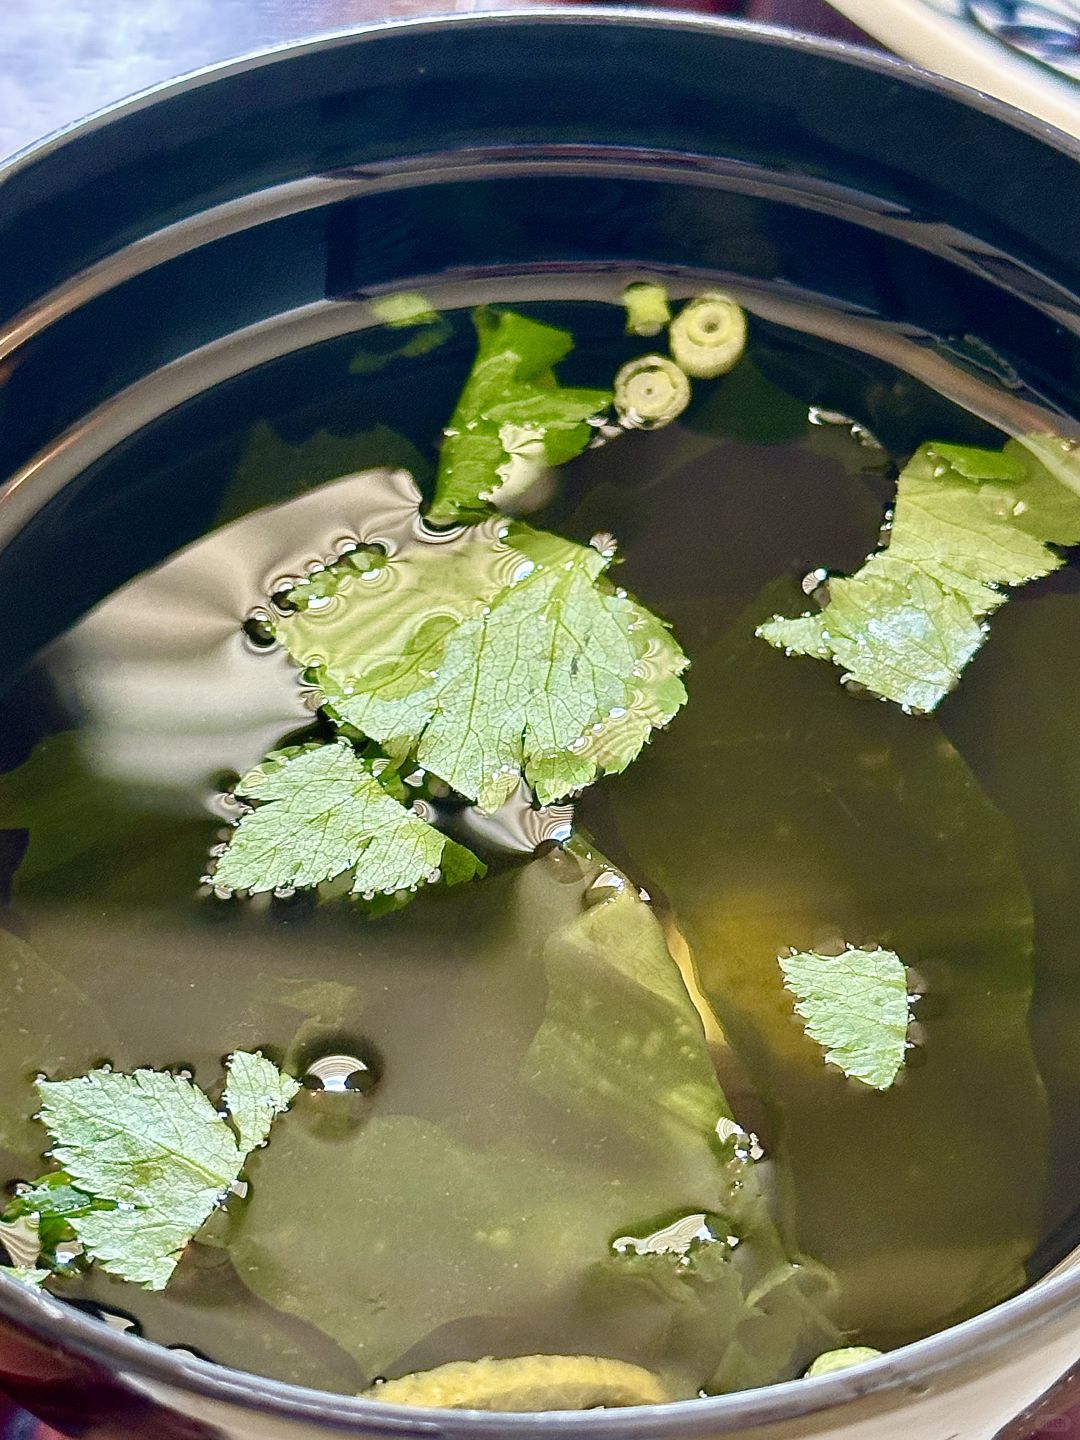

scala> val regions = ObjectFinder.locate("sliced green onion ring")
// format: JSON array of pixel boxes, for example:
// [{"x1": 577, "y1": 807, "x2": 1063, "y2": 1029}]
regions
[
  {"x1": 670, "y1": 293, "x2": 748, "y2": 378},
  {"x1": 614, "y1": 355, "x2": 691, "y2": 429}
]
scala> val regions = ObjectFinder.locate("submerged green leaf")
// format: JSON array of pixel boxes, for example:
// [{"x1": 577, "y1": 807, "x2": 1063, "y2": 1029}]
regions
[
  {"x1": 349, "y1": 294, "x2": 451, "y2": 376},
  {"x1": 0, "y1": 926, "x2": 118, "y2": 1168},
  {"x1": 230, "y1": 851, "x2": 834, "y2": 1391},
  {"x1": 35, "y1": 1052, "x2": 299, "y2": 1289},
  {"x1": 608, "y1": 580, "x2": 1046, "y2": 1343},
  {"x1": 274, "y1": 501, "x2": 687, "y2": 813},
  {"x1": 525, "y1": 874, "x2": 732, "y2": 1149},
  {"x1": 779, "y1": 947, "x2": 910, "y2": 1091},
  {"x1": 427, "y1": 308, "x2": 610, "y2": 525},
  {"x1": 211, "y1": 742, "x2": 483, "y2": 898},
  {"x1": 219, "y1": 422, "x2": 432, "y2": 525},
  {"x1": 758, "y1": 439, "x2": 1080, "y2": 710},
  {"x1": 0, "y1": 732, "x2": 210, "y2": 907}
]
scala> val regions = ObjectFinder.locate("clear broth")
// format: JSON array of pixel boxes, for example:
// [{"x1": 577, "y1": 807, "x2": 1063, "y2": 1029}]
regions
[{"x1": 0, "y1": 292, "x2": 1077, "y2": 1396}]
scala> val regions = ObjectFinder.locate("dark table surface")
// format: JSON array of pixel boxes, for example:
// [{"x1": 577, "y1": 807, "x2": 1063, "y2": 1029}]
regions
[{"x1": 0, "y1": 1, "x2": 1071, "y2": 1437}]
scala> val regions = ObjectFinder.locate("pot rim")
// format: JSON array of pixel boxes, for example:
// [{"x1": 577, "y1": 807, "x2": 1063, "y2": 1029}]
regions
[{"x1": 1, "y1": 8, "x2": 1079, "y2": 1432}]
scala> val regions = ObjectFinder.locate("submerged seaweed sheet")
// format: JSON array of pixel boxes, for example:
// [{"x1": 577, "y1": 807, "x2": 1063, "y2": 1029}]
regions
[
  {"x1": 940, "y1": 592, "x2": 1080, "y2": 1249},
  {"x1": 228, "y1": 848, "x2": 836, "y2": 1394},
  {"x1": 604, "y1": 579, "x2": 1047, "y2": 1347}
]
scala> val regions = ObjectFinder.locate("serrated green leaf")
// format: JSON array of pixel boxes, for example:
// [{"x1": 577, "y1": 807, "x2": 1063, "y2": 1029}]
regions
[
  {"x1": 274, "y1": 503, "x2": 687, "y2": 812},
  {"x1": 759, "y1": 439, "x2": 1080, "y2": 710},
  {"x1": 223, "y1": 1050, "x2": 301, "y2": 1154},
  {"x1": 212, "y1": 742, "x2": 482, "y2": 896},
  {"x1": 779, "y1": 947, "x2": 910, "y2": 1091},
  {"x1": 34, "y1": 1051, "x2": 297, "y2": 1289},
  {"x1": 426, "y1": 308, "x2": 610, "y2": 525}
]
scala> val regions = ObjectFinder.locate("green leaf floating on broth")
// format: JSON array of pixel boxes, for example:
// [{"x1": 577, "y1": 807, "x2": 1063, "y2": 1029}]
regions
[
  {"x1": 603, "y1": 579, "x2": 1046, "y2": 1345},
  {"x1": 210, "y1": 742, "x2": 484, "y2": 899},
  {"x1": 270, "y1": 503, "x2": 687, "y2": 814},
  {"x1": 426, "y1": 307, "x2": 611, "y2": 526},
  {"x1": 33, "y1": 1052, "x2": 299, "y2": 1288},
  {"x1": 758, "y1": 439, "x2": 1080, "y2": 710},
  {"x1": 779, "y1": 947, "x2": 911, "y2": 1091},
  {"x1": 230, "y1": 850, "x2": 836, "y2": 1391}
]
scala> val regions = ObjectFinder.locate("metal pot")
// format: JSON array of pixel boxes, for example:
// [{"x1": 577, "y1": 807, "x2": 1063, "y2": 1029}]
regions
[{"x1": 0, "y1": 11, "x2": 1078, "y2": 1437}]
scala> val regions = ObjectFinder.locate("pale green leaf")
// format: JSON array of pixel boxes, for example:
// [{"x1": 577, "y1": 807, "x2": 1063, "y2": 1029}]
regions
[
  {"x1": 35, "y1": 1052, "x2": 296, "y2": 1289},
  {"x1": 759, "y1": 439, "x2": 1080, "y2": 709},
  {"x1": 427, "y1": 308, "x2": 610, "y2": 525},
  {"x1": 212, "y1": 742, "x2": 482, "y2": 896},
  {"x1": 274, "y1": 496, "x2": 687, "y2": 812},
  {"x1": 223, "y1": 1050, "x2": 301, "y2": 1154},
  {"x1": 779, "y1": 947, "x2": 911, "y2": 1091}
]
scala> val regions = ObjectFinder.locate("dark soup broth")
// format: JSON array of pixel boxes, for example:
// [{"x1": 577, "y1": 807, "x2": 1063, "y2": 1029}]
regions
[{"x1": 0, "y1": 284, "x2": 1077, "y2": 1407}]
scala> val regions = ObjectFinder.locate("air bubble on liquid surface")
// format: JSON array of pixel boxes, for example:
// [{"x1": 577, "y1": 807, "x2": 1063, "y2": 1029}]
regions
[
  {"x1": 304, "y1": 1053, "x2": 377, "y2": 1095},
  {"x1": 242, "y1": 612, "x2": 277, "y2": 650},
  {"x1": 716, "y1": 1115, "x2": 765, "y2": 1162},
  {"x1": 611, "y1": 1212, "x2": 723, "y2": 1258},
  {"x1": 583, "y1": 870, "x2": 626, "y2": 908}
]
